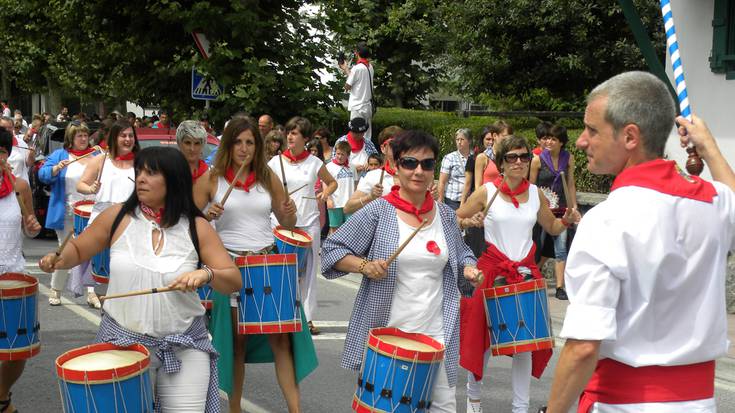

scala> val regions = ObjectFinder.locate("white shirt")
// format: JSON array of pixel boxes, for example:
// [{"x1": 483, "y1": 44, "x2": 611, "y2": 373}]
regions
[
  {"x1": 356, "y1": 168, "x2": 393, "y2": 196},
  {"x1": 388, "y1": 209, "x2": 448, "y2": 343},
  {"x1": 346, "y1": 63, "x2": 373, "y2": 111},
  {"x1": 0, "y1": 193, "x2": 24, "y2": 273},
  {"x1": 267, "y1": 154, "x2": 323, "y2": 227},
  {"x1": 90, "y1": 158, "x2": 135, "y2": 222},
  {"x1": 64, "y1": 160, "x2": 91, "y2": 210},
  {"x1": 325, "y1": 162, "x2": 355, "y2": 208},
  {"x1": 561, "y1": 183, "x2": 735, "y2": 367},
  {"x1": 483, "y1": 182, "x2": 539, "y2": 260},
  {"x1": 7, "y1": 139, "x2": 30, "y2": 180},
  {"x1": 213, "y1": 177, "x2": 273, "y2": 251},
  {"x1": 104, "y1": 210, "x2": 204, "y2": 337}
]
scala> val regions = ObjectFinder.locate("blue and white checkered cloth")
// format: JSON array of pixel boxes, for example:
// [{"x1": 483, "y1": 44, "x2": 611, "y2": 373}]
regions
[
  {"x1": 321, "y1": 198, "x2": 476, "y2": 385},
  {"x1": 440, "y1": 150, "x2": 469, "y2": 202},
  {"x1": 96, "y1": 314, "x2": 220, "y2": 413}
]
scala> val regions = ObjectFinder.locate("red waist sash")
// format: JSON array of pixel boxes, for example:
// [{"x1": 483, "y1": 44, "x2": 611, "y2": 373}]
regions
[{"x1": 578, "y1": 358, "x2": 715, "y2": 412}]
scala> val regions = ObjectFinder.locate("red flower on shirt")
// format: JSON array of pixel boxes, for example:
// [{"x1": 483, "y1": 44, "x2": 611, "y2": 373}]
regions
[{"x1": 426, "y1": 240, "x2": 440, "y2": 255}]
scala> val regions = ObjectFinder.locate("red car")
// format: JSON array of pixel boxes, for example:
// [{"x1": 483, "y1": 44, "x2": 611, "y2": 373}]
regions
[{"x1": 135, "y1": 127, "x2": 218, "y2": 159}]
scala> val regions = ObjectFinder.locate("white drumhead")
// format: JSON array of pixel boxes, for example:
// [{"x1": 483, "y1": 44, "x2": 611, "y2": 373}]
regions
[
  {"x1": 378, "y1": 335, "x2": 437, "y2": 352},
  {"x1": 276, "y1": 229, "x2": 310, "y2": 243},
  {"x1": 75, "y1": 203, "x2": 93, "y2": 213},
  {"x1": 62, "y1": 349, "x2": 147, "y2": 371},
  {"x1": 0, "y1": 280, "x2": 32, "y2": 289}
]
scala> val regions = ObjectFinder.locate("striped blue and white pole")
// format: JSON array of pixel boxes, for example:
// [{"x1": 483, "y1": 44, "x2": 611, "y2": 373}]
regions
[{"x1": 660, "y1": 0, "x2": 692, "y2": 121}]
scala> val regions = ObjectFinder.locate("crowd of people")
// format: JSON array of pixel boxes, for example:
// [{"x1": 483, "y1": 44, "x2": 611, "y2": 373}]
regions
[{"x1": 0, "y1": 69, "x2": 732, "y2": 413}]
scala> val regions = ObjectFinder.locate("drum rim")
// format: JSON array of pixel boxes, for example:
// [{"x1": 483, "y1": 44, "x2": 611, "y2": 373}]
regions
[
  {"x1": 368, "y1": 327, "x2": 445, "y2": 363},
  {"x1": 273, "y1": 226, "x2": 313, "y2": 247},
  {"x1": 234, "y1": 253, "x2": 297, "y2": 267},
  {"x1": 72, "y1": 200, "x2": 95, "y2": 217},
  {"x1": 483, "y1": 278, "x2": 547, "y2": 298},
  {"x1": 0, "y1": 273, "x2": 38, "y2": 298},
  {"x1": 56, "y1": 342, "x2": 150, "y2": 384}
]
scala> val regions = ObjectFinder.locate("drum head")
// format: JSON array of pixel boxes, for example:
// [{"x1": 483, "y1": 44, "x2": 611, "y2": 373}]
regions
[
  {"x1": 377, "y1": 335, "x2": 438, "y2": 352},
  {"x1": 61, "y1": 349, "x2": 148, "y2": 372},
  {"x1": 0, "y1": 279, "x2": 32, "y2": 289}
]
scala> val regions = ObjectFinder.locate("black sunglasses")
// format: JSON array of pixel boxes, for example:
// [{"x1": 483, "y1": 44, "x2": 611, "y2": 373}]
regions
[
  {"x1": 398, "y1": 157, "x2": 436, "y2": 171},
  {"x1": 503, "y1": 152, "x2": 532, "y2": 163}
]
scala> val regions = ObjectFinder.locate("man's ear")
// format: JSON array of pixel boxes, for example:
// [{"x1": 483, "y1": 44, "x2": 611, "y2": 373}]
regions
[{"x1": 621, "y1": 123, "x2": 642, "y2": 151}]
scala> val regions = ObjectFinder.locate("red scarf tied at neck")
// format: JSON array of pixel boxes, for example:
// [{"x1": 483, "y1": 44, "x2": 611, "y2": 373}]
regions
[
  {"x1": 346, "y1": 131, "x2": 364, "y2": 153},
  {"x1": 69, "y1": 147, "x2": 96, "y2": 157},
  {"x1": 494, "y1": 176, "x2": 530, "y2": 208},
  {"x1": 282, "y1": 149, "x2": 310, "y2": 163},
  {"x1": 383, "y1": 185, "x2": 433, "y2": 222},
  {"x1": 225, "y1": 167, "x2": 257, "y2": 192},
  {"x1": 115, "y1": 152, "x2": 135, "y2": 161},
  {"x1": 383, "y1": 161, "x2": 396, "y2": 176},
  {"x1": 0, "y1": 171, "x2": 14, "y2": 199},
  {"x1": 192, "y1": 159, "x2": 208, "y2": 182},
  {"x1": 356, "y1": 58, "x2": 370, "y2": 67},
  {"x1": 140, "y1": 203, "x2": 164, "y2": 225},
  {"x1": 332, "y1": 157, "x2": 349, "y2": 167}
]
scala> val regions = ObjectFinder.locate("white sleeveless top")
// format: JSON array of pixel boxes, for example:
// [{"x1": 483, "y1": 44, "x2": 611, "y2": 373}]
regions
[
  {"x1": 483, "y1": 182, "x2": 540, "y2": 261},
  {"x1": 0, "y1": 194, "x2": 24, "y2": 272},
  {"x1": 91, "y1": 158, "x2": 135, "y2": 222},
  {"x1": 213, "y1": 177, "x2": 273, "y2": 251},
  {"x1": 267, "y1": 155, "x2": 323, "y2": 227},
  {"x1": 103, "y1": 209, "x2": 204, "y2": 337},
  {"x1": 64, "y1": 160, "x2": 92, "y2": 211}
]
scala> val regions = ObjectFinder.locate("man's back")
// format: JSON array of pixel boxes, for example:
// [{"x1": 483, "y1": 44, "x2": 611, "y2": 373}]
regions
[{"x1": 346, "y1": 63, "x2": 373, "y2": 111}]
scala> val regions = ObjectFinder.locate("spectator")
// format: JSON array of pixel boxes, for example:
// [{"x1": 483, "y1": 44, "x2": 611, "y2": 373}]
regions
[
  {"x1": 200, "y1": 113, "x2": 214, "y2": 135},
  {"x1": 438, "y1": 128, "x2": 471, "y2": 210},
  {"x1": 312, "y1": 127, "x2": 333, "y2": 160},
  {"x1": 56, "y1": 107, "x2": 70, "y2": 122},
  {"x1": 0, "y1": 100, "x2": 10, "y2": 118},
  {"x1": 265, "y1": 130, "x2": 285, "y2": 161},
  {"x1": 367, "y1": 153, "x2": 382, "y2": 171},
  {"x1": 1, "y1": 116, "x2": 33, "y2": 180},
  {"x1": 153, "y1": 110, "x2": 173, "y2": 129},
  {"x1": 474, "y1": 121, "x2": 512, "y2": 189},
  {"x1": 42, "y1": 112, "x2": 53, "y2": 124},
  {"x1": 332, "y1": 117, "x2": 377, "y2": 182},
  {"x1": 258, "y1": 114, "x2": 274, "y2": 139},
  {"x1": 339, "y1": 41, "x2": 375, "y2": 140},
  {"x1": 126, "y1": 112, "x2": 136, "y2": 125},
  {"x1": 533, "y1": 121, "x2": 553, "y2": 156}
]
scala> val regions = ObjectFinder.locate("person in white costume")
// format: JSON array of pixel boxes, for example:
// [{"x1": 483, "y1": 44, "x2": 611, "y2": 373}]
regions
[{"x1": 544, "y1": 71, "x2": 735, "y2": 413}]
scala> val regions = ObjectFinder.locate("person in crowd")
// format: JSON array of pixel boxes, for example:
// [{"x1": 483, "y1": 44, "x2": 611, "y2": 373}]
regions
[
  {"x1": 0, "y1": 100, "x2": 10, "y2": 118},
  {"x1": 332, "y1": 117, "x2": 377, "y2": 182},
  {"x1": 306, "y1": 140, "x2": 324, "y2": 161},
  {"x1": 543, "y1": 71, "x2": 735, "y2": 413},
  {"x1": 367, "y1": 153, "x2": 382, "y2": 171},
  {"x1": 342, "y1": 125, "x2": 402, "y2": 214},
  {"x1": 530, "y1": 124, "x2": 577, "y2": 301},
  {"x1": 153, "y1": 110, "x2": 174, "y2": 129},
  {"x1": 457, "y1": 135, "x2": 580, "y2": 413},
  {"x1": 474, "y1": 121, "x2": 512, "y2": 190},
  {"x1": 306, "y1": 139, "x2": 329, "y2": 237},
  {"x1": 0, "y1": 128, "x2": 42, "y2": 413},
  {"x1": 338, "y1": 41, "x2": 375, "y2": 140},
  {"x1": 267, "y1": 116, "x2": 337, "y2": 335},
  {"x1": 200, "y1": 113, "x2": 214, "y2": 135},
  {"x1": 312, "y1": 127, "x2": 333, "y2": 161},
  {"x1": 265, "y1": 130, "x2": 285, "y2": 161},
  {"x1": 176, "y1": 120, "x2": 209, "y2": 183},
  {"x1": 258, "y1": 114, "x2": 274, "y2": 139},
  {"x1": 194, "y1": 117, "x2": 316, "y2": 413},
  {"x1": 438, "y1": 128, "x2": 471, "y2": 210},
  {"x1": 40, "y1": 146, "x2": 241, "y2": 412},
  {"x1": 126, "y1": 112, "x2": 137, "y2": 126},
  {"x1": 39, "y1": 122, "x2": 99, "y2": 306},
  {"x1": 325, "y1": 141, "x2": 355, "y2": 234},
  {"x1": 56, "y1": 107, "x2": 70, "y2": 122},
  {"x1": 533, "y1": 121, "x2": 553, "y2": 156},
  {"x1": 460, "y1": 126, "x2": 495, "y2": 258},
  {"x1": 1, "y1": 117, "x2": 33, "y2": 180},
  {"x1": 322, "y1": 130, "x2": 483, "y2": 412}
]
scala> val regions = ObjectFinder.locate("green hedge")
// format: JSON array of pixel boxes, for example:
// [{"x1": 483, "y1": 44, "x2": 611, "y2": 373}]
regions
[{"x1": 327, "y1": 107, "x2": 612, "y2": 194}]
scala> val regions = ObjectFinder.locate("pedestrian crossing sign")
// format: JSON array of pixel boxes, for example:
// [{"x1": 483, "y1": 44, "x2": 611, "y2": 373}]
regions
[{"x1": 191, "y1": 67, "x2": 223, "y2": 100}]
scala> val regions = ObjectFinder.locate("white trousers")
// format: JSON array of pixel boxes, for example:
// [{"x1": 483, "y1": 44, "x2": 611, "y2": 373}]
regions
[
  {"x1": 150, "y1": 347, "x2": 211, "y2": 412},
  {"x1": 429, "y1": 361, "x2": 456, "y2": 413},
  {"x1": 590, "y1": 398, "x2": 716, "y2": 412},
  {"x1": 350, "y1": 106, "x2": 373, "y2": 141},
  {"x1": 51, "y1": 214, "x2": 73, "y2": 291},
  {"x1": 299, "y1": 222, "x2": 321, "y2": 321},
  {"x1": 467, "y1": 350, "x2": 531, "y2": 413}
]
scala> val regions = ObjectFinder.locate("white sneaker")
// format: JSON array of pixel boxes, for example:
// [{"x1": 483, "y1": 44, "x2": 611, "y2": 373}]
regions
[
  {"x1": 467, "y1": 397, "x2": 482, "y2": 413},
  {"x1": 49, "y1": 289, "x2": 61, "y2": 306}
]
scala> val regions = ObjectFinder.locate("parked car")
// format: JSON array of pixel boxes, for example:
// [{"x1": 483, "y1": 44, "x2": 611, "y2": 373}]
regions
[{"x1": 135, "y1": 127, "x2": 218, "y2": 159}]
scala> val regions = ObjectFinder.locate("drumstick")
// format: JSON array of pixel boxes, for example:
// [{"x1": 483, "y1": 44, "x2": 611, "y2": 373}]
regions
[
  {"x1": 53, "y1": 231, "x2": 74, "y2": 264},
  {"x1": 559, "y1": 171, "x2": 574, "y2": 209},
  {"x1": 386, "y1": 219, "x2": 428, "y2": 266},
  {"x1": 483, "y1": 175, "x2": 505, "y2": 217},
  {"x1": 128, "y1": 176, "x2": 135, "y2": 183},
  {"x1": 12, "y1": 145, "x2": 35, "y2": 153},
  {"x1": 288, "y1": 183, "x2": 307, "y2": 196},
  {"x1": 62, "y1": 146, "x2": 102, "y2": 167},
  {"x1": 220, "y1": 160, "x2": 248, "y2": 206},
  {"x1": 379, "y1": 168, "x2": 385, "y2": 186},
  {"x1": 99, "y1": 286, "x2": 180, "y2": 302},
  {"x1": 277, "y1": 151, "x2": 288, "y2": 193}
]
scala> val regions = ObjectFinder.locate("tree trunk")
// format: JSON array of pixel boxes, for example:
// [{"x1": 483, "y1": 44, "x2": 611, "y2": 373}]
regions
[
  {"x1": 46, "y1": 76, "x2": 63, "y2": 116},
  {"x1": 1, "y1": 62, "x2": 11, "y2": 105}
]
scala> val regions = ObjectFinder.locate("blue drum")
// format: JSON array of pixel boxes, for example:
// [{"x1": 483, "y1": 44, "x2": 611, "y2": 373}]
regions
[
  {"x1": 483, "y1": 278, "x2": 554, "y2": 356},
  {"x1": 91, "y1": 248, "x2": 110, "y2": 284},
  {"x1": 72, "y1": 200, "x2": 94, "y2": 237},
  {"x1": 353, "y1": 328, "x2": 444, "y2": 413},
  {"x1": 236, "y1": 253, "x2": 302, "y2": 334},
  {"x1": 197, "y1": 284, "x2": 213, "y2": 310},
  {"x1": 56, "y1": 343, "x2": 153, "y2": 413},
  {"x1": 0, "y1": 273, "x2": 40, "y2": 360},
  {"x1": 273, "y1": 226, "x2": 312, "y2": 274}
]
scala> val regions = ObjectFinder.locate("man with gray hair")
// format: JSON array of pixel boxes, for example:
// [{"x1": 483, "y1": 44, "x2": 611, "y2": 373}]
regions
[
  {"x1": 176, "y1": 120, "x2": 209, "y2": 182},
  {"x1": 543, "y1": 71, "x2": 735, "y2": 412}
]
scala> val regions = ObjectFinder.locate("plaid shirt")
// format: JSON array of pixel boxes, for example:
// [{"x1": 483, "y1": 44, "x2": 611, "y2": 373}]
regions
[
  {"x1": 96, "y1": 314, "x2": 220, "y2": 413},
  {"x1": 321, "y1": 198, "x2": 476, "y2": 385},
  {"x1": 332, "y1": 135, "x2": 378, "y2": 179},
  {"x1": 440, "y1": 150, "x2": 469, "y2": 202}
]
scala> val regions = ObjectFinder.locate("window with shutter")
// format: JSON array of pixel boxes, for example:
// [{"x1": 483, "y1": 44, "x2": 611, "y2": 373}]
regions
[{"x1": 711, "y1": 0, "x2": 735, "y2": 79}]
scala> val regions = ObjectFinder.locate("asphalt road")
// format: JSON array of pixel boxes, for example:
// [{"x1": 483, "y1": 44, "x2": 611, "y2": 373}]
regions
[{"x1": 12, "y1": 236, "x2": 735, "y2": 412}]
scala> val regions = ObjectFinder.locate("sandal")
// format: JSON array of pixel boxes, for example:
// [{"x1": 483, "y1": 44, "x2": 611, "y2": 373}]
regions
[
  {"x1": 308, "y1": 321, "x2": 320, "y2": 335},
  {"x1": 87, "y1": 292, "x2": 101, "y2": 309},
  {"x1": 48, "y1": 290, "x2": 61, "y2": 306},
  {"x1": 0, "y1": 392, "x2": 17, "y2": 412}
]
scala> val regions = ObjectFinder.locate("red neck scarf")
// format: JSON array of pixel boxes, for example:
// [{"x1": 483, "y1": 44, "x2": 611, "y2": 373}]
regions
[
  {"x1": 346, "y1": 131, "x2": 364, "y2": 153},
  {"x1": 11, "y1": 135, "x2": 18, "y2": 147},
  {"x1": 0, "y1": 171, "x2": 13, "y2": 199},
  {"x1": 611, "y1": 159, "x2": 716, "y2": 203},
  {"x1": 494, "y1": 176, "x2": 530, "y2": 208},
  {"x1": 282, "y1": 149, "x2": 309, "y2": 163},
  {"x1": 225, "y1": 167, "x2": 257, "y2": 192},
  {"x1": 140, "y1": 203, "x2": 164, "y2": 224},
  {"x1": 332, "y1": 157, "x2": 348, "y2": 167},
  {"x1": 191, "y1": 159, "x2": 208, "y2": 182},
  {"x1": 383, "y1": 185, "x2": 433, "y2": 221},
  {"x1": 356, "y1": 58, "x2": 370, "y2": 67},
  {"x1": 69, "y1": 147, "x2": 96, "y2": 157},
  {"x1": 383, "y1": 161, "x2": 396, "y2": 176},
  {"x1": 115, "y1": 152, "x2": 135, "y2": 161}
]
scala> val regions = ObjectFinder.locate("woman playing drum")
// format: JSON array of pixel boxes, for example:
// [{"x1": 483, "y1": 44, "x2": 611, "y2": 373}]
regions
[
  {"x1": 176, "y1": 120, "x2": 209, "y2": 183},
  {"x1": 267, "y1": 116, "x2": 337, "y2": 335},
  {"x1": 40, "y1": 146, "x2": 241, "y2": 412},
  {"x1": 322, "y1": 130, "x2": 483, "y2": 412},
  {"x1": 0, "y1": 129, "x2": 41, "y2": 413},
  {"x1": 38, "y1": 122, "x2": 98, "y2": 306},
  {"x1": 456, "y1": 135, "x2": 581, "y2": 413}
]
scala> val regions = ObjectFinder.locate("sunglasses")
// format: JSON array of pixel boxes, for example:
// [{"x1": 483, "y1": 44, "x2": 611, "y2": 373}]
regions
[
  {"x1": 398, "y1": 157, "x2": 436, "y2": 171},
  {"x1": 503, "y1": 152, "x2": 532, "y2": 163}
]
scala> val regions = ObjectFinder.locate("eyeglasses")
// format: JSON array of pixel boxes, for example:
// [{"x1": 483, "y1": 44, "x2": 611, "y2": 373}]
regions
[
  {"x1": 503, "y1": 153, "x2": 532, "y2": 163},
  {"x1": 398, "y1": 157, "x2": 436, "y2": 171}
]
